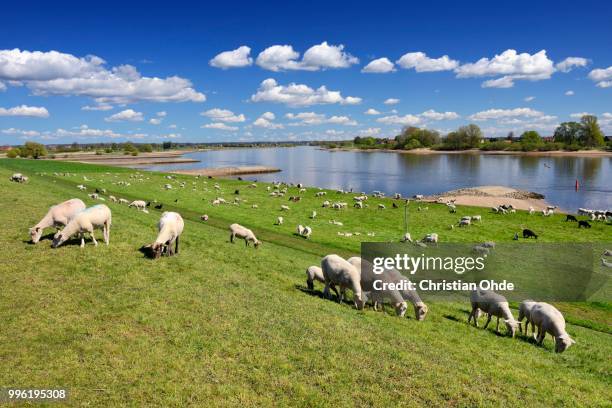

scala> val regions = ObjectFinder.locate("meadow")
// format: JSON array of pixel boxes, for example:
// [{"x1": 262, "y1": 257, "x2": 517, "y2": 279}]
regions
[{"x1": 0, "y1": 158, "x2": 610, "y2": 407}]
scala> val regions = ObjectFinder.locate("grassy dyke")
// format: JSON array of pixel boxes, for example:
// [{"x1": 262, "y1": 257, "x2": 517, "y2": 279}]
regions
[{"x1": 0, "y1": 158, "x2": 610, "y2": 407}]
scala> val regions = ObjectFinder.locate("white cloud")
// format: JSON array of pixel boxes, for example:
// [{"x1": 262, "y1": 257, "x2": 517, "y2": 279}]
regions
[
  {"x1": 250, "y1": 78, "x2": 361, "y2": 107},
  {"x1": 325, "y1": 129, "x2": 345, "y2": 136},
  {"x1": 455, "y1": 49, "x2": 555, "y2": 88},
  {"x1": 364, "y1": 108, "x2": 381, "y2": 115},
  {"x1": 358, "y1": 127, "x2": 381, "y2": 136},
  {"x1": 0, "y1": 82, "x2": 6, "y2": 91},
  {"x1": 253, "y1": 112, "x2": 283, "y2": 129},
  {"x1": 524, "y1": 96, "x2": 535, "y2": 102},
  {"x1": 105, "y1": 109, "x2": 143, "y2": 122},
  {"x1": 570, "y1": 112, "x2": 592, "y2": 119},
  {"x1": 149, "y1": 118, "x2": 162, "y2": 125},
  {"x1": 209, "y1": 46, "x2": 253, "y2": 69},
  {"x1": 420, "y1": 109, "x2": 459, "y2": 120},
  {"x1": 156, "y1": 111, "x2": 167, "y2": 117},
  {"x1": 202, "y1": 122, "x2": 238, "y2": 131},
  {"x1": 362, "y1": 57, "x2": 395, "y2": 73},
  {"x1": 397, "y1": 52, "x2": 458, "y2": 72},
  {"x1": 565, "y1": 90, "x2": 575, "y2": 96},
  {"x1": 327, "y1": 115, "x2": 357, "y2": 125},
  {"x1": 255, "y1": 42, "x2": 358, "y2": 71},
  {"x1": 1, "y1": 128, "x2": 41, "y2": 137},
  {"x1": 377, "y1": 114, "x2": 421, "y2": 126},
  {"x1": 555, "y1": 57, "x2": 589, "y2": 73},
  {"x1": 285, "y1": 112, "x2": 356, "y2": 126},
  {"x1": 201, "y1": 108, "x2": 246, "y2": 122},
  {"x1": 0, "y1": 48, "x2": 205, "y2": 103},
  {"x1": 588, "y1": 66, "x2": 612, "y2": 88},
  {"x1": 56, "y1": 125, "x2": 123, "y2": 139},
  {"x1": 468, "y1": 107, "x2": 545, "y2": 121},
  {"x1": 168, "y1": 124, "x2": 177, "y2": 129},
  {"x1": 0, "y1": 104, "x2": 49, "y2": 118},
  {"x1": 383, "y1": 98, "x2": 400, "y2": 105},
  {"x1": 81, "y1": 104, "x2": 113, "y2": 111}
]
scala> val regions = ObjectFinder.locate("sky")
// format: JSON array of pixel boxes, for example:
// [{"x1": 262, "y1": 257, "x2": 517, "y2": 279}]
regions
[{"x1": 0, "y1": 0, "x2": 611, "y2": 144}]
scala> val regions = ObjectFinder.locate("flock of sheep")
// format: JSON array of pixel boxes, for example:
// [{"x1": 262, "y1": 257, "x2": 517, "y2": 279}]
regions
[{"x1": 14, "y1": 171, "x2": 610, "y2": 355}]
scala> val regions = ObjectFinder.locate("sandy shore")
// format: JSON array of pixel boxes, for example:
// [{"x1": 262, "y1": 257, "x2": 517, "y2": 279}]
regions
[
  {"x1": 171, "y1": 166, "x2": 281, "y2": 177},
  {"x1": 325, "y1": 147, "x2": 612, "y2": 157},
  {"x1": 422, "y1": 186, "x2": 552, "y2": 211},
  {"x1": 51, "y1": 151, "x2": 199, "y2": 166}
]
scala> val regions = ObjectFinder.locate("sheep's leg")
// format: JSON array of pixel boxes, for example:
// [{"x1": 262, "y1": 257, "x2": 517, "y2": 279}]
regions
[
  {"x1": 80, "y1": 233, "x2": 85, "y2": 248},
  {"x1": 175, "y1": 236, "x2": 179, "y2": 254},
  {"x1": 495, "y1": 316, "x2": 500, "y2": 333},
  {"x1": 90, "y1": 230, "x2": 98, "y2": 246},
  {"x1": 468, "y1": 308, "x2": 474, "y2": 325},
  {"x1": 483, "y1": 314, "x2": 492, "y2": 329},
  {"x1": 330, "y1": 283, "x2": 339, "y2": 298},
  {"x1": 230, "y1": 233, "x2": 235, "y2": 243},
  {"x1": 323, "y1": 282, "x2": 331, "y2": 299}
]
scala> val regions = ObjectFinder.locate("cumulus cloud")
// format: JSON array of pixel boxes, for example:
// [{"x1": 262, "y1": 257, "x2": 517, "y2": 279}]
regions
[
  {"x1": 455, "y1": 49, "x2": 555, "y2": 88},
  {"x1": 555, "y1": 57, "x2": 589, "y2": 73},
  {"x1": 565, "y1": 90, "x2": 575, "y2": 96},
  {"x1": 588, "y1": 66, "x2": 612, "y2": 88},
  {"x1": 1, "y1": 128, "x2": 41, "y2": 137},
  {"x1": 56, "y1": 125, "x2": 123, "y2": 139},
  {"x1": 376, "y1": 114, "x2": 421, "y2": 126},
  {"x1": 81, "y1": 104, "x2": 113, "y2": 111},
  {"x1": 0, "y1": 82, "x2": 6, "y2": 91},
  {"x1": 285, "y1": 112, "x2": 357, "y2": 126},
  {"x1": 149, "y1": 118, "x2": 162, "y2": 125},
  {"x1": 396, "y1": 52, "x2": 458, "y2": 72},
  {"x1": 156, "y1": 111, "x2": 167, "y2": 117},
  {"x1": 255, "y1": 42, "x2": 358, "y2": 71},
  {"x1": 202, "y1": 122, "x2": 238, "y2": 131},
  {"x1": 524, "y1": 96, "x2": 535, "y2": 102},
  {"x1": 420, "y1": 109, "x2": 459, "y2": 120},
  {"x1": 468, "y1": 107, "x2": 546, "y2": 121},
  {"x1": 201, "y1": 108, "x2": 246, "y2": 123},
  {"x1": 250, "y1": 78, "x2": 361, "y2": 107},
  {"x1": 0, "y1": 104, "x2": 49, "y2": 117},
  {"x1": 253, "y1": 111, "x2": 283, "y2": 129},
  {"x1": 364, "y1": 108, "x2": 381, "y2": 115},
  {"x1": 362, "y1": 57, "x2": 395, "y2": 73},
  {"x1": 358, "y1": 127, "x2": 381, "y2": 136},
  {"x1": 383, "y1": 98, "x2": 399, "y2": 105},
  {"x1": 570, "y1": 112, "x2": 593, "y2": 119},
  {"x1": 209, "y1": 46, "x2": 253, "y2": 69},
  {"x1": 105, "y1": 109, "x2": 144, "y2": 122},
  {"x1": 0, "y1": 48, "x2": 205, "y2": 104}
]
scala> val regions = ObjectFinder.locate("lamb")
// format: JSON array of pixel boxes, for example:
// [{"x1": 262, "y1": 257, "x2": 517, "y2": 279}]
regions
[
  {"x1": 517, "y1": 300, "x2": 538, "y2": 336},
  {"x1": 315, "y1": 192, "x2": 326, "y2": 197},
  {"x1": 601, "y1": 258, "x2": 612, "y2": 268},
  {"x1": 321, "y1": 254, "x2": 364, "y2": 309},
  {"x1": 305, "y1": 266, "x2": 339, "y2": 297},
  {"x1": 565, "y1": 214, "x2": 578, "y2": 222},
  {"x1": 128, "y1": 200, "x2": 150, "y2": 211},
  {"x1": 52, "y1": 204, "x2": 112, "y2": 248},
  {"x1": 297, "y1": 224, "x2": 305, "y2": 236},
  {"x1": 310, "y1": 211, "x2": 317, "y2": 219},
  {"x1": 77, "y1": 184, "x2": 87, "y2": 191},
  {"x1": 529, "y1": 206, "x2": 535, "y2": 215},
  {"x1": 142, "y1": 212, "x2": 185, "y2": 258},
  {"x1": 275, "y1": 216, "x2": 284, "y2": 225},
  {"x1": 109, "y1": 195, "x2": 117, "y2": 202},
  {"x1": 459, "y1": 218, "x2": 471, "y2": 227},
  {"x1": 229, "y1": 223, "x2": 261, "y2": 248},
  {"x1": 200, "y1": 214, "x2": 209, "y2": 221},
  {"x1": 400, "y1": 232, "x2": 412, "y2": 243},
  {"x1": 10, "y1": 173, "x2": 28, "y2": 183},
  {"x1": 88, "y1": 193, "x2": 99, "y2": 200},
  {"x1": 118, "y1": 198, "x2": 129, "y2": 205},
  {"x1": 378, "y1": 204, "x2": 386, "y2": 210},
  {"x1": 522, "y1": 229, "x2": 538, "y2": 239},
  {"x1": 578, "y1": 220, "x2": 591, "y2": 229},
  {"x1": 468, "y1": 290, "x2": 520, "y2": 337},
  {"x1": 301, "y1": 226, "x2": 312, "y2": 239},
  {"x1": 280, "y1": 205, "x2": 290, "y2": 211},
  {"x1": 29, "y1": 198, "x2": 86, "y2": 243},
  {"x1": 422, "y1": 233, "x2": 438, "y2": 244},
  {"x1": 530, "y1": 302, "x2": 575, "y2": 353},
  {"x1": 472, "y1": 215, "x2": 482, "y2": 222},
  {"x1": 322, "y1": 200, "x2": 331, "y2": 208},
  {"x1": 354, "y1": 201, "x2": 363, "y2": 209}
]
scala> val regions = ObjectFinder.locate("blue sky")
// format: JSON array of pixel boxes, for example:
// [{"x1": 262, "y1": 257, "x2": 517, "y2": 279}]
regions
[{"x1": 0, "y1": 0, "x2": 611, "y2": 144}]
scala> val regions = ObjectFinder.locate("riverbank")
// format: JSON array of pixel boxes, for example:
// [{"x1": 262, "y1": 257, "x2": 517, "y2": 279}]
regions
[
  {"x1": 324, "y1": 147, "x2": 612, "y2": 157},
  {"x1": 49, "y1": 151, "x2": 200, "y2": 166},
  {"x1": 423, "y1": 186, "x2": 552, "y2": 211},
  {"x1": 170, "y1": 165, "x2": 281, "y2": 177}
]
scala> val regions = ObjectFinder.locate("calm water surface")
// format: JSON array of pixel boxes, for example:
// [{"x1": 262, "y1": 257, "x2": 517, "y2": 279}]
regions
[{"x1": 148, "y1": 146, "x2": 611, "y2": 211}]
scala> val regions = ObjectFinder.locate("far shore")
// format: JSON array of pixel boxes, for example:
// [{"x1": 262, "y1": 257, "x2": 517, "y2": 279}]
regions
[
  {"x1": 170, "y1": 166, "x2": 281, "y2": 177},
  {"x1": 324, "y1": 147, "x2": 612, "y2": 157},
  {"x1": 422, "y1": 186, "x2": 553, "y2": 212}
]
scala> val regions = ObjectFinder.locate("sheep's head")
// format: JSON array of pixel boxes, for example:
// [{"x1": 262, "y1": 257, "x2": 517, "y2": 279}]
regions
[
  {"x1": 253, "y1": 239, "x2": 261, "y2": 248},
  {"x1": 354, "y1": 294, "x2": 365, "y2": 310},
  {"x1": 555, "y1": 335, "x2": 576, "y2": 353},
  {"x1": 51, "y1": 231, "x2": 68, "y2": 248},
  {"x1": 395, "y1": 302, "x2": 408, "y2": 317},
  {"x1": 414, "y1": 303, "x2": 428, "y2": 321},
  {"x1": 151, "y1": 242, "x2": 164, "y2": 259},
  {"x1": 504, "y1": 319, "x2": 520, "y2": 337},
  {"x1": 29, "y1": 227, "x2": 43, "y2": 244}
]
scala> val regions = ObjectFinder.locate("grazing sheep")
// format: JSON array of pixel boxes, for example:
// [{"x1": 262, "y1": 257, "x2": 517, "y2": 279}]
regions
[
  {"x1": 378, "y1": 204, "x2": 386, "y2": 210},
  {"x1": 280, "y1": 205, "x2": 290, "y2": 211},
  {"x1": 315, "y1": 192, "x2": 326, "y2": 197},
  {"x1": 530, "y1": 302, "x2": 575, "y2": 353},
  {"x1": 472, "y1": 245, "x2": 490, "y2": 255},
  {"x1": 529, "y1": 207, "x2": 535, "y2": 215},
  {"x1": 200, "y1": 214, "x2": 209, "y2": 221},
  {"x1": 603, "y1": 249, "x2": 612, "y2": 257},
  {"x1": 321, "y1": 254, "x2": 364, "y2": 310},
  {"x1": 472, "y1": 215, "x2": 482, "y2": 222},
  {"x1": 10, "y1": 173, "x2": 29, "y2": 183},
  {"x1": 400, "y1": 232, "x2": 412, "y2": 243},
  {"x1": 297, "y1": 224, "x2": 305, "y2": 235},
  {"x1": 118, "y1": 198, "x2": 129, "y2": 205},
  {"x1": 354, "y1": 201, "x2": 363, "y2": 209},
  {"x1": 29, "y1": 198, "x2": 86, "y2": 244},
  {"x1": 77, "y1": 184, "x2": 87, "y2": 191},
  {"x1": 301, "y1": 226, "x2": 312, "y2": 239},
  {"x1": 275, "y1": 216, "x2": 283, "y2": 225},
  {"x1": 518, "y1": 300, "x2": 538, "y2": 336},
  {"x1": 305, "y1": 266, "x2": 339, "y2": 296},
  {"x1": 322, "y1": 200, "x2": 331, "y2": 208},
  {"x1": 142, "y1": 212, "x2": 184, "y2": 258},
  {"x1": 129, "y1": 200, "x2": 150, "y2": 211},
  {"x1": 578, "y1": 220, "x2": 591, "y2": 229},
  {"x1": 88, "y1": 193, "x2": 99, "y2": 200},
  {"x1": 522, "y1": 229, "x2": 538, "y2": 239},
  {"x1": 251, "y1": 204, "x2": 258, "y2": 209},
  {"x1": 229, "y1": 223, "x2": 261, "y2": 248},
  {"x1": 601, "y1": 258, "x2": 612, "y2": 268},
  {"x1": 565, "y1": 214, "x2": 578, "y2": 222},
  {"x1": 109, "y1": 195, "x2": 117, "y2": 202},
  {"x1": 422, "y1": 233, "x2": 439, "y2": 244},
  {"x1": 52, "y1": 204, "x2": 112, "y2": 248},
  {"x1": 459, "y1": 218, "x2": 471, "y2": 227},
  {"x1": 468, "y1": 290, "x2": 520, "y2": 337}
]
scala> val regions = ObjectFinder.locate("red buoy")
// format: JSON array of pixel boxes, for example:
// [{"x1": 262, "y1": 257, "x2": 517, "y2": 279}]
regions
[{"x1": 575, "y1": 179, "x2": 579, "y2": 191}]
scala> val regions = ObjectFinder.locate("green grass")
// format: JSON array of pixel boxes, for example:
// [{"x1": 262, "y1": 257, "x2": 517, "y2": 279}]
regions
[{"x1": 0, "y1": 158, "x2": 610, "y2": 407}]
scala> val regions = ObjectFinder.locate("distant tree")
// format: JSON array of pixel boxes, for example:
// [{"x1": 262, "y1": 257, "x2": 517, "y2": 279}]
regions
[
  {"x1": 162, "y1": 141, "x2": 174, "y2": 150},
  {"x1": 20, "y1": 142, "x2": 48, "y2": 159},
  {"x1": 442, "y1": 124, "x2": 482, "y2": 149},
  {"x1": 553, "y1": 122, "x2": 582, "y2": 145},
  {"x1": 138, "y1": 144, "x2": 153, "y2": 153},
  {"x1": 6, "y1": 148, "x2": 20, "y2": 158},
  {"x1": 520, "y1": 130, "x2": 543, "y2": 151},
  {"x1": 579, "y1": 115, "x2": 605, "y2": 147},
  {"x1": 395, "y1": 126, "x2": 440, "y2": 148},
  {"x1": 506, "y1": 131, "x2": 515, "y2": 141}
]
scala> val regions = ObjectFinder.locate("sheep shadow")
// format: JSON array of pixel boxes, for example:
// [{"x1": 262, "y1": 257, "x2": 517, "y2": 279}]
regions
[
  {"x1": 23, "y1": 232, "x2": 57, "y2": 245},
  {"x1": 295, "y1": 284, "x2": 353, "y2": 306}
]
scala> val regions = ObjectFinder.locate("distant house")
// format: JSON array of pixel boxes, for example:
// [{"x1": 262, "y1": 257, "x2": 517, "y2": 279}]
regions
[{"x1": 0, "y1": 145, "x2": 11, "y2": 152}]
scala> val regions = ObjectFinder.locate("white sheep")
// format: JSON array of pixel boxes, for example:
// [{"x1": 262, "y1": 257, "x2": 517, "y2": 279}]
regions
[
  {"x1": 275, "y1": 216, "x2": 283, "y2": 225},
  {"x1": 143, "y1": 212, "x2": 184, "y2": 258},
  {"x1": 128, "y1": 200, "x2": 149, "y2": 211},
  {"x1": 301, "y1": 226, "x2": 312, "y2": 239},
  {"x1": 280, "y1": 205, "x2": 290, "y2": 211},
  {"x1": 77, "y1": 184, "x2": 87, "y2": 191},
  {"x1": 118, "y1": 198, "x2": 129, "y2": 205},
  {"x1": 529, "y1": 206, "x2": 535, "y2": 215},
  {"x1": 530, "y1": 302, "x2": 575, "y2": 353},
  {"x1": 468, "y1": 290, "x2": 520, "y2": 337},
  {"x1": 354, "y1": 201, "x2": 363, "y2": 209},
  {"x1": 378, "y1": 204, "x2": 386, "y2": 210},
  {"x1": 109, "y1": 195, "x2": 117, "y2": 202},
  {"x1": 517, "y1": 300, "x2": 538, "y2": 336},
  {"x1": 29, "y1": 198, "x2": 86, "y2": 243},
  {"x1": 422, "y1": 233, "x2": 438, "y2": 244},
  {"x1": 52, "y1": 204, "x2": 112, "y2": 248},
  {"x1": 297, "y1": 224, "x2": 305, "y2": 235},
  {"x1": 305, "y1": 266, "x2": 339, "y2": 297},
  {"x1": 322, "y1": 200, "x2": 331, "y2": 208},
  {"x1": 10, "y1": 173, "x2": 28, "y2": 183},
  {"x1": 229, "y1": 223, "x2": 261, "y2": 248},
  {"x1": 472, "y1": 215, "x2": 482, "y2": 222},
  {"x1": 310, "y1": 211, "x2": 317, "y2": 219},
  {"x1": 459, "y1": 218, "x2": 471, "y2": 227},
  {"x1": 400, "y1": 232, "x2": 412, "y2": 243},
  {"x1": 321, "y1": 254, "x2": 364, "y2": 309}
]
